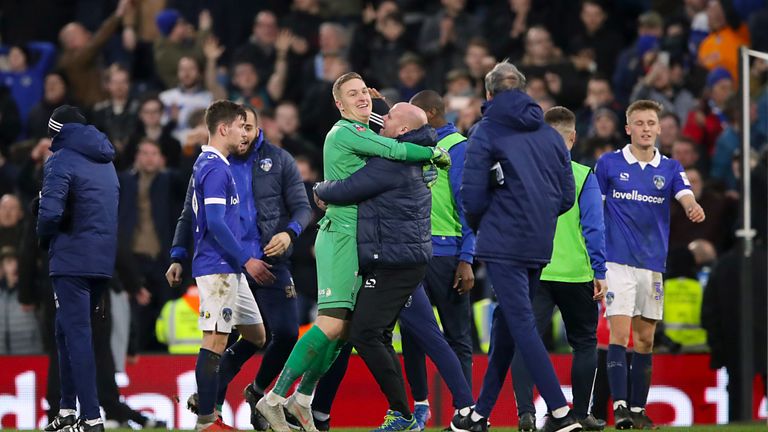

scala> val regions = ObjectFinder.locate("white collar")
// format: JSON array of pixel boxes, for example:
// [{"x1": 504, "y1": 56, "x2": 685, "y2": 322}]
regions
[
  {"x1": 201, "y1": 145, "x2": 230, "y2": 165},
  {"x1": 622, "y1": 144, "x2": 661, "y2": 168}
]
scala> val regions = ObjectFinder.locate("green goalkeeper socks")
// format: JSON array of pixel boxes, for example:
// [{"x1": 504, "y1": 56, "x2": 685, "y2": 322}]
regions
[
  {"x1": 271, "y1": 325, "x2": 330, "y2": 397},
  {"x1": 296, "y1": 339, "x2": 345, "y2": 396}
]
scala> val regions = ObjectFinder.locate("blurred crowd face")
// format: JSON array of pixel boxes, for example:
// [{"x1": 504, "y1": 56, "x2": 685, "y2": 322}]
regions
[
  {"x1": 233, "y1": 63, "x2": 259, "y2": 93},
  {"x1": 322, "y1": 56, "x2": 350, "y2": 82},
  {"x1": 710, "y1": 78, "x2": 734, "y2": 107},
  {"x1": 177, "y1": 57, "x2": 201, "y2": 89},
  {"x1": 2, "y1": 254, "x2": 18, "y2": 287},
  {"x1": 706, "y1": 0, "x2": 726, "y2": 31},
  {"x1": 586, "y1": 78, "x2": 613, "y2": 109},
  {"x1": 594, "y1": 113, "x2": 618, "y2": 138},
  {"x1": 399, "y1": 62, "x2": 425, "y2": 88},
  {"x1": 254, "y1": 11, "x2": 279, "y2": 46},
  {"x1": 626, "y1": 109, "x2": 661, "y2": 149},
  {"x1": 464, "y1": 43, "x2": 490, "y2": 78},
  {"x1": 446, "y1": 76, "x2": 473, "y2": 96},
  {"x1": 685, "y1": 168, "x2": 703, "y2": 199},
  {"x1": 135, "y1": 141, "x2": 165, "y2": 174},
  {"x1": 672, "y1": 139, "x2": 699, "y2": 168},
  {"x1": 8, "y1": 47, "x2": 27, "y2": 72},
  {"x1": 335, "y1": 77, "x2": 372, "y2": 123},
  {"x1": 44, "y1": 74, "x2": 67, "y2": 105},
  {"x1": 379, "y1": 15, "x2": 404, "y2": 41},
  {"x1": 442, "y1": 0, "x2": 466, "y2": 15},
  {"x1": 275, "y1": 103, "x2": 300, "y2": 135},
  {"x1": 106, "y1": 68, "x2": 131, "y2": 101},
  {"x1": 319, "y1": 24, "x2": 345, "y2": 54},
  {"x1": 659, "y1": 114, "x2": 680, "y2": 154},
  {"x1": 581, "y1": 2, "x2": 606, "y2": 33},
  {"x1": 0, "y1": 195, "x2": 22, "y2": 228},
  {"x1": 295, "y1": 158, "x2": 317, "y2": 182},
  {"x1": 140, "y1": 99, "x2": 163, "y2": 128},
  {"x1": 60, "y1": 23, "x2": 90, "y2": 51},
  {"x1": 526, "y1": 77, "x2": 549, "y2": 101},
  {"x1": 525, "y1": 27, "x2": 555, "y2": 62}
]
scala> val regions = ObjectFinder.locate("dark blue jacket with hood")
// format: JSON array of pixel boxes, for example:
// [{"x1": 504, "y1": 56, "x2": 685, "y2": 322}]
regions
[
  {"x1": 461, "y1": 89, "x2": 575, "y2": 265},
  {"x1": 37, "y1": 124, "x2": 119, "y2": 278}
]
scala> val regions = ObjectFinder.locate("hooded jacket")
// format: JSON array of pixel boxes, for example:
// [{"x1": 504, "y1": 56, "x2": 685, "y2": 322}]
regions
[
  {"x1": 37, "y1": 124, "x2": 119, "y2": 278},
  {"x1": 314, "y1": 125, "x2": 435, "y2": 271},
  {"x1": 461, "y1": 89, "x2": 575, "y2": 265}
]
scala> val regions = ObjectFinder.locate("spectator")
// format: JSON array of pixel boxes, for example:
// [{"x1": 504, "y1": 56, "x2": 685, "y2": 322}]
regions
[
  {"x1": 118, "y1": 138, "x2": 183, "y2": 351},
  {"x1": 282, "y1": 0, "x2": 323, "y2": 57},
  {"x1": 519, "y1": 26, "x2": 587, "y2": 108},
  {"x1": 575, "y1": 74, "x2": 623, "y2": 141},
  {"x1": 669, "y1": 168, "x2": 735, "y2": 251},
  {"x1": 462, "y1": 38, "x2": 496, "y2": 96},
  {"x1": 683, "y1": 67, "x2": 734, "y2": 157},
  {"x1": 672, "y1": 136, "x2": 702, "y2": 171},
  {"x1": 57, "y1": 0, "x2": 132, "y2": 106},
  {"x1": 367, "y1": 11, "x2": 412, "y2": 90},
  {"x1": 443, "y1": 69, "x2": 475, "y2": 124},
  {"x1": 578, "y1": 136, "x2": 615, "y2": 168},
  {"x1": 273, "y1": 101, "x2": 316, "y2": 157},
  {"x1": 16, "y1": 138, "x2": 51, "y2": 206},
  {"x1": 300, "y1": 54, "x2": 347, "y2": 145},
  {"x1": 419, "y1": 0, "x2": 481, "y2": 91},
  {"x1": 159, "y1": 56, "x2": 213, "y2": 143},
  {"x1": 291, "y1": 154, "x2": 321, "y2": 324},
  {"x1": 658, "y1": 112, "x2": 681, "y2": 156},
  {"x1": 698, "y1": 0, "x2": 750, "y2": 81},
  {"x1": 91, "y1": 64, "x2": 140, "y2": 163},
  {"x1": 0, "y1": 86, "x2": 21, "y2": 156},
  {"x1": 0, "y1": 246, "x2": 43, "y2": 354},
  {"x1": 587, "y1": 107, "x2": 624, "y2": 150},
  {"x1": 0, "y1": 42, "x2": 56, "y2": 134},
  {"x1": 349, "y1": 1, "x2": 400, "y2": 76},
  {"x1": 153, "y1": 9, "x2": 211, "y2": 89},
  {"x1": 484, "y1": 0, "x2": 546, "y2": 62},
  {"x1": 203, "y1": 34, "x2": 290, "y2": 111},
  {"x1": 0, "y1": 194, "x2": 23, "y2": 249},
  {"x1": 124, "y1": 95, "x2": 182, "y2": 170},
  {"x1": 0, "y1": 152, "x2": 18, "y2": 197},
  {"x1": 613, "y1": 11, "x2": 664, "y2": 105},
  {"x1": 395, "y1": 53, "x2": 427, "y2": 103},
  {"x1": 570, "y1": 0, "x2": 624, "y2": 76},
  {"x1": 304, "y1": 22, "x2": 349, "y2": 84},
  {"x1": 26, "y1": 72, "x2": 70, "y2": 141},
  {"x1": 231, "y1": 11, "x2": 280, "y2": 82},
  {"x1": 709, "y1": 94, "x2": 745, "y2": 191},
  {"x1": 630, "y1": 57, "x2": 696, "y2": 124}
]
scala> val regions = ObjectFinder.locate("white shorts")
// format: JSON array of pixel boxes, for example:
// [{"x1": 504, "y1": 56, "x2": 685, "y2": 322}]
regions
[
  {"x1": 605, "y1": 262, "x2": 664, "y2": 320},
  {"x1": 195, "y1": 273, "x2": 263, "y2": 333}
]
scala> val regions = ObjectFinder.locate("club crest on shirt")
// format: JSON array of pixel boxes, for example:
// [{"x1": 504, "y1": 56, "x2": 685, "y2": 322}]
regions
[
  {"x1": 222, "y1": 307, "x2": 233, "y2": 322},
  {"x1": 259, "y1": 158, "x2": 273, "y2": 172},
  {"x1": 606, "y1": 292, "x2": 614, "y2": 306},
  {"x1": 653, "y1": 175, "x2": 665, "y2": 190},
  {"x1": 355, "y1": 125, "x2": 366, "y2": 132}
]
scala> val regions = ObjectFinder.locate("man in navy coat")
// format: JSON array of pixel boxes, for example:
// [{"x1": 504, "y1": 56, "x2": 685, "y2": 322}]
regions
[
  {"x1": 38, "y1": 105, "x2": 119, "y2": 432},
  {"x1": 455, "y1": 62, "x2": 580, "y2": 432}
]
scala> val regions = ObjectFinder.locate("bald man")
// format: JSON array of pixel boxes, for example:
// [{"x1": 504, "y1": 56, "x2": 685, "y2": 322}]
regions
[{"x1": 313, "y1": 102, "x2": 439, "y2": 430}]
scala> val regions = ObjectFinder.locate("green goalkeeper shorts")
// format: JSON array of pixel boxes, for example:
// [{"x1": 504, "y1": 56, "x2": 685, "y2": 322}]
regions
[{"x1": 315, "y1": 218, "x2": 361, "y2": 311}]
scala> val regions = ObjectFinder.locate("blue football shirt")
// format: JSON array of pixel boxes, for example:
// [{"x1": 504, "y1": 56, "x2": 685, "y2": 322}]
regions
[
  {"x1": 191, "y1": 145, "x2": 243, "y2": 277},
  {"x1": 595, "y1": 145, "x2": 692, "y2": 272}
]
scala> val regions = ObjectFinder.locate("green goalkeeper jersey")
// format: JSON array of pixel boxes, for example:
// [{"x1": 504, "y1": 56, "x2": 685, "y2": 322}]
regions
[{"x1": 322, "y1": 118, "x2": 433, "y2": 235}]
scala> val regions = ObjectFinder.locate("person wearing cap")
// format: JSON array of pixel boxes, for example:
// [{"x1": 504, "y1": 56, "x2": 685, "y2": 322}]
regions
[
  {"x1": 682, "y1": 67, "x2": 734, "y2": 157},
  {"x1": 37, "y1": 105, "x2": 119, "y2": 432},
  {"x1": 153, "y1": 8, "x2": 211, "y2": 89}
]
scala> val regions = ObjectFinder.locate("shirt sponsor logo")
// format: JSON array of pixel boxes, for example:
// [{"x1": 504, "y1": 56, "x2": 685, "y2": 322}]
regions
[
  {"x1": 611, "y1": 189, "x2": 665, "y2": 204},
  {"x1": 653, "y1": 175, "x2": 666, "y2": 190},
  {"x1": 620, "y1": 172, "x2": 630, "y2": 181}
]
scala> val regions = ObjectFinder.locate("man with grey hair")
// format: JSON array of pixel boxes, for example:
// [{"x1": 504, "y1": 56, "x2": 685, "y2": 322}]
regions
[{"x1": 455, "y1": 61, "x2": 581, "y2": 432}]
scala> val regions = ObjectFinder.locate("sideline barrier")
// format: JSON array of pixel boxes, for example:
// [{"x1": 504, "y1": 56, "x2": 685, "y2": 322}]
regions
[{"x1": 0, "y1": 354, "x2": 765, "y2": 429}]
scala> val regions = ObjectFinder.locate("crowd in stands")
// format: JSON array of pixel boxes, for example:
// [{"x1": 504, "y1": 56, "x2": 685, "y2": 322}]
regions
[{"x1": 0, "y1": 0, "x2": 765, "y2": 384}]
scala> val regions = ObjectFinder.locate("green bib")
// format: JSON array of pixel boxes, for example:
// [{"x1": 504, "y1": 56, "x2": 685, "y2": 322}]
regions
[
  {"x1": 541, "y1": 162, "x2": 594, "y2": 283},
  {"x1": 431, "y1": 132, "x2": 466, "y2": 236}
]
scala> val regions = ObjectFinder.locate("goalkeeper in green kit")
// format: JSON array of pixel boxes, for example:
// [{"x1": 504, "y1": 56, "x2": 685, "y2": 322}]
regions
[{"x1": 255, "y1": 72, "x2": 450, "y2": 432}]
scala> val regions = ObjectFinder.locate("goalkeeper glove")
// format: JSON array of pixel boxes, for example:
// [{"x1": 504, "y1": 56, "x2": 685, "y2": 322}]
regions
[
  {"x1": 430, "y1": 146, "x2": 451, "y2": 169},
  {"x1": 422, "y1": 164, "x2": 438, "y2": 188}
]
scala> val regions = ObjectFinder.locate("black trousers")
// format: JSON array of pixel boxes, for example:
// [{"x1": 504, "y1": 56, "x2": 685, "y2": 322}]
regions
[{"x1": 349, "y1": 265, "x2": 427, "y2": 417}]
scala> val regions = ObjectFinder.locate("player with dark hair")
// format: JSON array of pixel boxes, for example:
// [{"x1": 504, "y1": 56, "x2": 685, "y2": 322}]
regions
[
  {"x1": 595, "y1": 99, "x2": 705, "y2": 429},
  {"x1": 188, "y1": 100, "x2": 273, "y2": 430}
]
